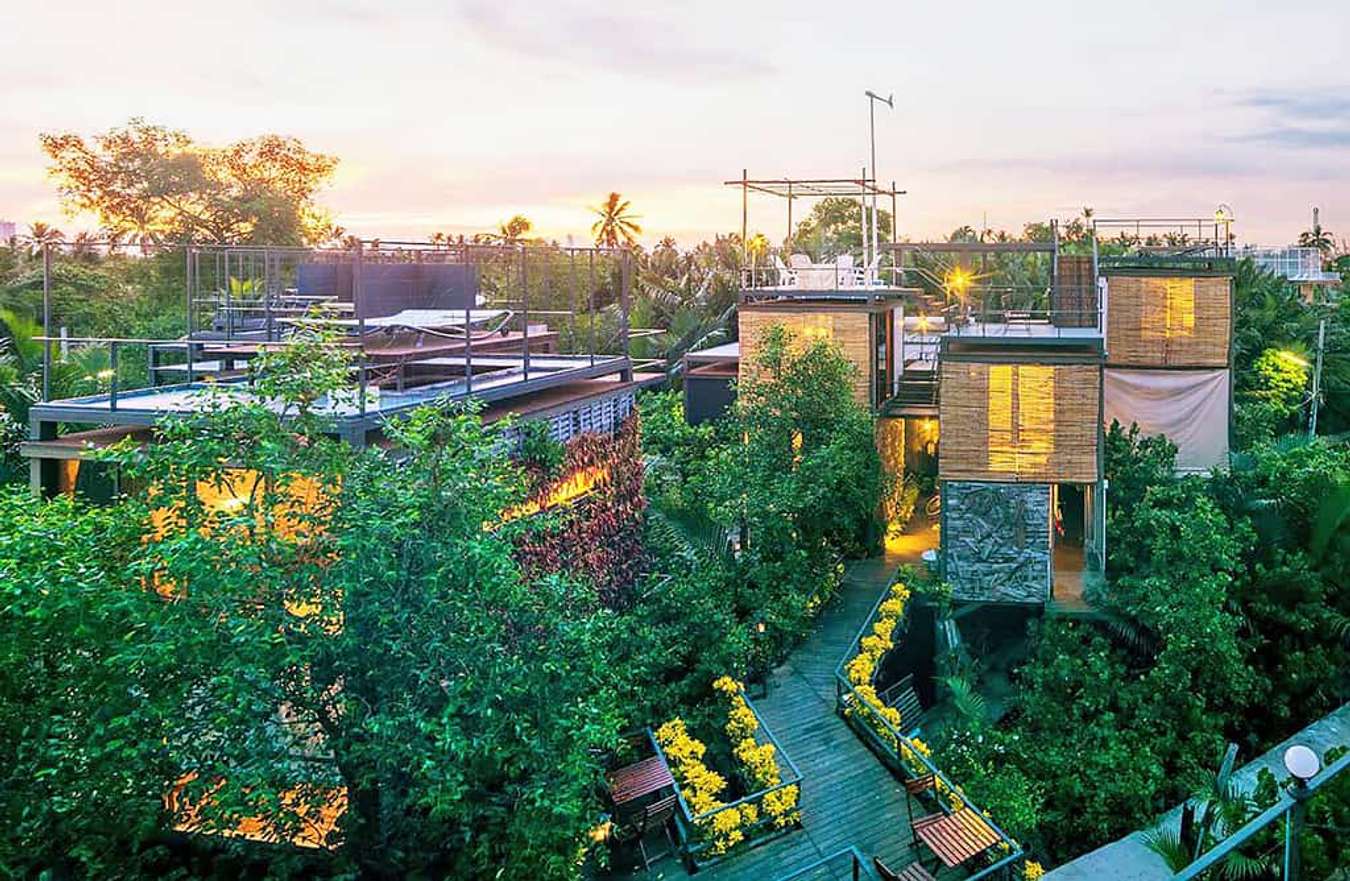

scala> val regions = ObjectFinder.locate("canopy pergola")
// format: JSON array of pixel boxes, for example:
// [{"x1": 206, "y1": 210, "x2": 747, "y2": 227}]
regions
[{"x1": 725, "y1": 171, "x2": 906, "y2": 266}]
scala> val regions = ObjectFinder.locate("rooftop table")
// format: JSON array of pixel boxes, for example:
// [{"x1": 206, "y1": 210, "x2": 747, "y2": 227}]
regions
[
  {"x1": 912, "y1": 809, "x2": 999, "y2": 868},
  {"x1": 606, "y1": 756, "x2": 674, "y2": 808}
]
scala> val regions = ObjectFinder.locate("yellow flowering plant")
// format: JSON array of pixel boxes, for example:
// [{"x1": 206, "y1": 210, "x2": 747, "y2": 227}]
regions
[{"x1": 1024, "y1": 860, "x2": 1045, "y2": 881}]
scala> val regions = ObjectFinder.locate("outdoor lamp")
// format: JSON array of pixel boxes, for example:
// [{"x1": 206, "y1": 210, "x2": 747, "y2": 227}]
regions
[{"x1": 1282, "y1": 744, "x2": 1320, "y2": 788}]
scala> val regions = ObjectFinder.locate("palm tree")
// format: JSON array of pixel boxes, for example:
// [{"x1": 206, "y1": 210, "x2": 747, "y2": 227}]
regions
[
  {"x1": 591, "y1": 193, "x2": 641, "y2": 248},
  {"x1": 495, "y1": 215, "x2": 533, "y2": 244},
  {"x1": 1298, "y1": 208, "x2": 1334, "y2": 259},
  {"x1": 26, "y1": 222, "x2": 64, "y2": 255}
]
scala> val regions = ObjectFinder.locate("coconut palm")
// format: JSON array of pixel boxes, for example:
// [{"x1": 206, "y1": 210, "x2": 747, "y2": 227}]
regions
[
  {"x1": 1299, "y1": 220, "x2": 1334, "y2": 258},
  {"x1": 591, "y1": 193, "x2": 642, "y2": 248},
  {"x1": 25, "y1": 222, "x2": 64, "y2": 255}
]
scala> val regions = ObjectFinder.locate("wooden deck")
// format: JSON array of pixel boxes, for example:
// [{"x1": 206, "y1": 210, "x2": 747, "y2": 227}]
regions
[{"x1": 620, "y1": 555, "x2": 951, "y2": 881}]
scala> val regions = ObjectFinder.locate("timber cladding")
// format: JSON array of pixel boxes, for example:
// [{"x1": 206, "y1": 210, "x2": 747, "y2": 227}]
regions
[
  {"x1": 939, "y1": 361, "x2": 1100, "y2": 483},
  {"x1": 738, "y1": 307, "x2": 874, "y2": 405},
  {"x1": 1105, "y1": 275, "x2": 1231, "y2": 367}
]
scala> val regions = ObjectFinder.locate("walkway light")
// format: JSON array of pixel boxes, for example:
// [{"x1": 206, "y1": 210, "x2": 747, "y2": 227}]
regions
[
  {"x1": 1283, "y1": 744, "x2": 1320, "y2": 786},
  {"x1": 944, "y1": 267, "x2": 974, "y2": 297}
]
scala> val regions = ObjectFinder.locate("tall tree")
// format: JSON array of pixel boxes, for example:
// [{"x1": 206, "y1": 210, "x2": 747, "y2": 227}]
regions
[
  {"x1": 40, "y1": 118, "x2": 338, "y2": 246},
  {"x1": 591, "y1": 192, "x2": 641, "y2": 248}
]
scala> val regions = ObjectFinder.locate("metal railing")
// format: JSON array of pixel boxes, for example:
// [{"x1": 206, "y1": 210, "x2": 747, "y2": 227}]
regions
[
  {"x1": 740, "y1": 261, "x2": 902, "y2": 292},
  {"x1": 773, "y1": 846, "x2": 883, "y2": 881},
  {"x1": 655, "y1": 685, "x2": 805, "y2": 869},
  {"x1": 30, "y1": 240, "x2": 638, "y2": 418},
  {"x1": 1171, "y1": 750, "x2": 1349, "y2": 881},
  {"x1": 833, "y1": 580, "x2": 1023, "y2": 881}
]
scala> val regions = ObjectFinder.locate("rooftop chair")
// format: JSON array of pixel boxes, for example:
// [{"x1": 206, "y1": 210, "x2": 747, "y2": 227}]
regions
[
  {"x1": 611, "y1": 794, "x2": 679, "y2": 875},
  {"x1": 859, "y1": 253, "x2": 883, "y2": 288},
  {"x1": 836, "y1": 253, "x2": 856, "y2": 288},
  {"x1": 772, "y1": 254, "x2": 798, "y2": 289}
]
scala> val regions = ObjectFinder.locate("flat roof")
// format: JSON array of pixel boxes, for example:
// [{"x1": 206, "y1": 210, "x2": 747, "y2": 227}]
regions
[
  {"x1": 684, "y1": 341, "x2": 740, "y2": 363},
  {"x1": 29, "y1": 354, "x2": 632, "y2": 434}
]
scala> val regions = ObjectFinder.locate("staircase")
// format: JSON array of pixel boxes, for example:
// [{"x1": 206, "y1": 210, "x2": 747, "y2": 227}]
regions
[{"x1": 890, "y1": 368, "x2": 939, "y2": 412}]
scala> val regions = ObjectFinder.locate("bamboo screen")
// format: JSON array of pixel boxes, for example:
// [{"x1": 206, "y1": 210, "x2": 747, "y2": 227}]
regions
[
  {"x1": 1105, "y1": 275, "x2": 1230, "y2": 367},
  {"x1": 940, "y1": 361, "x2": 1099, "y2": 482},
  {"x1": 739, "y1": 308, "x2": 873, "y2": 405}
]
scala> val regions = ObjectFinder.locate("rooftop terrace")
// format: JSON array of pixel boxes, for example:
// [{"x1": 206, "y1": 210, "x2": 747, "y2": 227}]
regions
[{"x1": 25, "y1": 240, "x2": 646, "y2": 446}]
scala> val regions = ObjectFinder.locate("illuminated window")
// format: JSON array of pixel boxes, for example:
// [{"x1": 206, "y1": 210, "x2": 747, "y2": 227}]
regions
[
  {"x1": 1164, "y1": 278, "x2": 1195, "y2": 337},
  {"x1": 987, "y1": 365, "x2": 1055, "y2": 474},
  {"x1": 1141, "y1": 278, "x2": 1196, "y2": 340},
  {"x1": 798, "y1": 314, "x2": 834, "y2": 341}
]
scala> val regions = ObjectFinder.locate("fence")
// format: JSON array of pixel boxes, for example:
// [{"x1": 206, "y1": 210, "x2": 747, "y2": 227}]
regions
[
  {"x1": 833, "y1": 579, "x2": 1023, "y2": 881},
  {"x1": 772, "y1": 846, "x2": 883, "y2": 881},
  {"x1": 1171, "y1": 749, "x2": 1349, "y2": 881}
]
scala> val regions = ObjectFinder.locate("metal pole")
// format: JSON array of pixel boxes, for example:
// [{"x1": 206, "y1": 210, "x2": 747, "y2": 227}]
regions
[
  {"x1": 620, "y1": 249, "x2": 633, "y2": 381},
  {"x1": 186, "y1": 244, "x2": 196, "y2": 383},
  {"x1": 1284, "y1": 779, "x2": 1309, "y2": 881},
  {"x1": 858, "y1": 167, "x2": 867, "y2": 288},
  {"x1": 786, "y1": 181, "x2": 793, "y2": 253},
  {"x1": 520, "y1": 245, "x2": 530, "y2": 380},
  {"x1": 869, "y1": 99, "x2": 877, "y2": 268},
  {"x1": 41, "y1": 243, "x2": 51, "y2": 402},
  {"x1": 588, "y1": 250, "x2": 597, "y2": 368},
  {"x1": 108, "y1": 342, "x2": 119, "y2": 410},
  {"x1": 1309, "y1": 317, "x2": 1326, "y2": 436},
  {"x1": 464, "y1": 259, "x2": 473, "y2": 399},
  {"x1": 224, "y1": 249, "x2": 232, "y2": 339},
  {"x1": 741, "y1": 168, "x2": 749, "y2": 267}
]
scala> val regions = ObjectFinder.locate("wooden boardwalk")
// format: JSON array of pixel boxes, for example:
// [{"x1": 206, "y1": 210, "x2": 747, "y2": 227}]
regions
[{"x1": 627, "y1": 556, "x2": 936, "y2": 881}]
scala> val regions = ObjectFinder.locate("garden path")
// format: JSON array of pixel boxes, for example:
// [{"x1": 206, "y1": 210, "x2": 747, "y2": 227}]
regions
[{"x1": 636, "y1": 545, "x2": 946, "y2": 881}]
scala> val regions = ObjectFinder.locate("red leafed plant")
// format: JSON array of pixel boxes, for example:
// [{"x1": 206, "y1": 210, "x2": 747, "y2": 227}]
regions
[{"x1": 514, "y1": 414, "x2": 646, "y2": 608}]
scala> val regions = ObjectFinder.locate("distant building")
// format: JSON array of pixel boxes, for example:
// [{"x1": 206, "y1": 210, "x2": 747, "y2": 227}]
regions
[
  {"x1": 1234, "y1": 245, "x2": 1341, "y2": 302},
  {"x1": 0, "y1": 220, "x2": 16, "y2": 242}
]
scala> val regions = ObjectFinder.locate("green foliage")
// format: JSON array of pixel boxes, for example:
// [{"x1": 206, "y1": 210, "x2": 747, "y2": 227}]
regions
[
  {"x1": 624, "y1": 328, "x2": 882, "y2": 720},
  {"x1": 1236, "y1": 348, "x2": 1309, "y2": 445},
  {"x1": 1, "y1": 336, "x2": 626, "y2": 879},
  {"x1": 938, "y1": 423, "x2": 1347, "y2": 863},
  {"x1": 0, "y1": 491, "x2": 173, "y2": 879},
  {"x1": 791, "y1": 197, "x2": 893, "y2": 261}
]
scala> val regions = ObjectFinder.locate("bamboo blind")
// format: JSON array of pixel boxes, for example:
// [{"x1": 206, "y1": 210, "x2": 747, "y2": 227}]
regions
[
  {"x1": 876, "y1": 416, "x2": 905, "y2": 476},
  {"x1": 939, "y1": 361, "x2": 1100, "y2": 482},
  {"x1": 1105, "y1": 275, "x2": 1230, "y2": 367},
  {"x1": 738, "y1": 308, "x2": 873, "y2": 405}
]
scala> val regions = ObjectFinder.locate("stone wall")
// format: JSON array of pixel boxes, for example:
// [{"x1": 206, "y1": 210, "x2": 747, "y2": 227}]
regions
[{"x1": 943, "y1": 481, "x2": 1051, "y2": 604}]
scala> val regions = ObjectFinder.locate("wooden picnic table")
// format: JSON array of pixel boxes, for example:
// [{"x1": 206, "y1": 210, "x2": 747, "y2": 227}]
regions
[
  {"x1": 912, "y1": 808, "x2": 999, "y2": 868},
  {"x1": 606, "y1": 756, "x2": 674, "y2": 808}
]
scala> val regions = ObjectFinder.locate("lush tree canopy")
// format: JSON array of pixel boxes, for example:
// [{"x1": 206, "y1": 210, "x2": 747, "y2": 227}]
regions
[{"x1": 40, "y1": 118, "x2": 339, "y2": 245}]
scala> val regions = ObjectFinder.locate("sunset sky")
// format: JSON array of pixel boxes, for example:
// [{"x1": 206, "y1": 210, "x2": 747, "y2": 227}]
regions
[{"x1": 2, "y1": 0, "x2": 1347, "y2": 247}]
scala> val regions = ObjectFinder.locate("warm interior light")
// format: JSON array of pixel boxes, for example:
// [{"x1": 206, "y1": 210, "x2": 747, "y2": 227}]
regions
[
  {"x1": 988, "y1": 365, "x2": 1055, "y2": 473},
  {"x1": 168, "y1": 773, "x2": 346, "y2": 850},
  {"x1": 1141, "y1": 278, "x2": 1196, "y2": 340},
  {"x1": 497, "y1": 465, "x2": 608, "y2": 525},
  {"x1": 1164, "y1": 278, "x2": 1195, "y2": 338}
]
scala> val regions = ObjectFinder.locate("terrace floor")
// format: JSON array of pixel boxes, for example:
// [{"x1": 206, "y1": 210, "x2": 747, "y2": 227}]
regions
[{"x1": 622, "y1": 547, "x2": 961, "y2": 881}]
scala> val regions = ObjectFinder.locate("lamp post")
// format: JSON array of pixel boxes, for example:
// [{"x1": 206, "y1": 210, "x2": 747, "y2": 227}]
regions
[
  {"x1": 864, "y1": 90, "x2": 893, "y2": 269},
  {"x1": 750, "y1": 617, "x2": 769, "y2": 698},
  {"x1": 1281, "y1": 744, "x2": 1320, "y2": 881}
]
